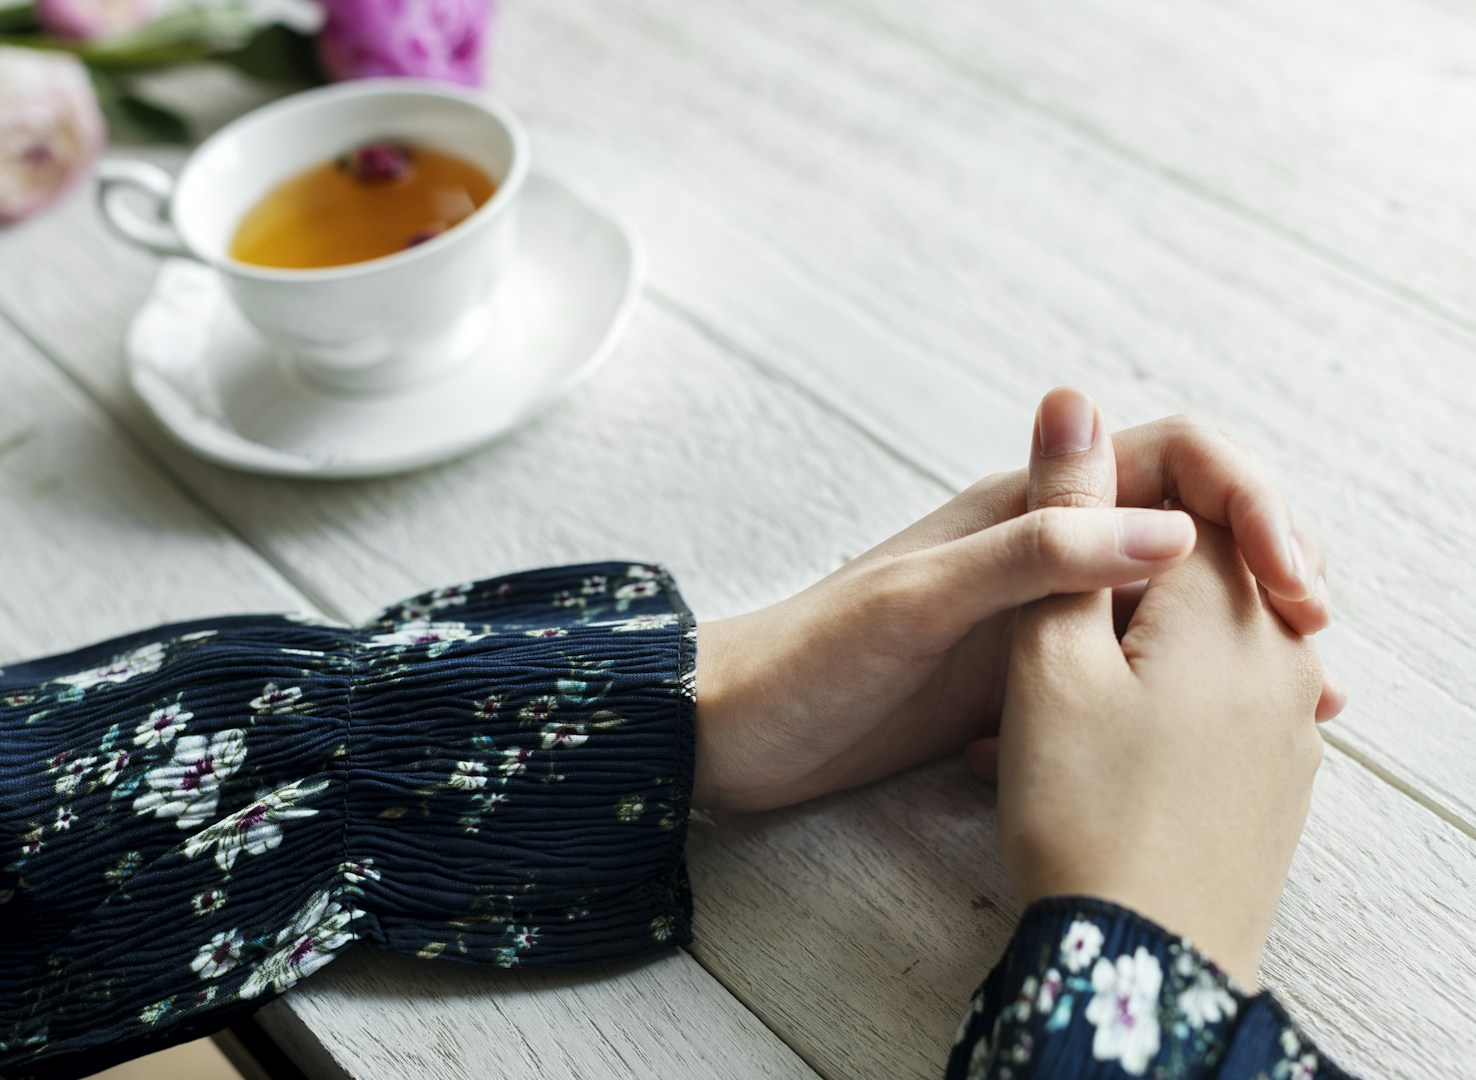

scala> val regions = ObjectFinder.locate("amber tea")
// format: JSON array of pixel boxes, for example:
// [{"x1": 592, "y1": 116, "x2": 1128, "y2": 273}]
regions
[{"x1": 229, "y1": 143, "x2": 496, "y2": 270}]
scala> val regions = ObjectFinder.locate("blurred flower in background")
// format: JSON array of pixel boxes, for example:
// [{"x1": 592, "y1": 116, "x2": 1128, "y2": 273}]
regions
[
  {"x1": 317, "y1": 0, "x2": 491, "y2": 86},
  {"x1": 0, "y1": 45, "x2": 106, "y2": 222},
  {"x1": 37, "y1": 0, "x2": 153, "y2": 40},
  {"x1": 0, "y1": 0, "x2": 497, "y2": 224}
]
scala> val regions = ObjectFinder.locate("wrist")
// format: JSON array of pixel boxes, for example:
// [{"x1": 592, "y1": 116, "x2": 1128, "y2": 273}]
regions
[
  {"x1": 692, "y1": 618, "x2": 748, "y2": 812},
  {"x1": 1017, "y1": 872, "x2": 1266, "y2": 987}
]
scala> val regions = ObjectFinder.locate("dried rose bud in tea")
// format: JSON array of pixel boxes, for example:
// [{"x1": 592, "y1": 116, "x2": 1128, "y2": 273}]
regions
[{"x1": 338, "y1": 143, "x2": 412, "y2": 183}]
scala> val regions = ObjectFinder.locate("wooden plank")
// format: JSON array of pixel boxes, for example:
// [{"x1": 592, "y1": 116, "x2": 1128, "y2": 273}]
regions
[
  {"x1": 259, "y1": 951, "x2": 815, "y2": 1080},
  {"x1": 0, "y1": 315, "x2": 816, "y2": 1078}
]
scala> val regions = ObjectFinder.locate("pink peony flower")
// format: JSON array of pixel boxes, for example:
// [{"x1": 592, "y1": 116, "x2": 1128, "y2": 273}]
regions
[
  {"x1": 316, "y1": 0, "x2": 494, "y2": 87},
  {"x1": 37, "y1": 0, "x2": 153, "y2": 41},
  {"x1": 0, "y1": 47, "x2": 107, "y2": 225}
]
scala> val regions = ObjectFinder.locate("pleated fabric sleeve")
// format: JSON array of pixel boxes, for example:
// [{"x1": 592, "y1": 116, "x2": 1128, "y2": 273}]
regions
[
  {"x1": 946, "y1": 897, "x2": 1355, "y2": 1079},
  {"x1": 0, "y1": 562, "x2": 695, "y2": 1079}
]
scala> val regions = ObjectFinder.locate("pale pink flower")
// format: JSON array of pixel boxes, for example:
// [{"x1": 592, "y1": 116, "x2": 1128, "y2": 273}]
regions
[{"x1": 0, "y1": 49, "x2": 102, "y2": 216}]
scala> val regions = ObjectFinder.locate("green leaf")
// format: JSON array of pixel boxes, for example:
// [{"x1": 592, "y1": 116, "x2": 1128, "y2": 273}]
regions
[
  {"x1": 0, "y1": 2, "x2": 36, "y2": 33},
  {"x1": 10, "y1": 8, "x2": 264, "y2": 70},
  {"x1": 92, "y1": 70, "x2": 192, "y2": 144},
  {"x1": 110, "y1": 92, "x2": 191, "y2": 143},
  {"x1": 217, "y1": 23, "x2": 319, "y2": 85}
]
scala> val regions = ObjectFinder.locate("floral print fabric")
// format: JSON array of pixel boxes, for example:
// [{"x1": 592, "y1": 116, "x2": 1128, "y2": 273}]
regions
[
  {"x1": 946, "y1": 897, "x2": 1354, "y2": 1079},
  {"x1": 0, "y1": 563, "x2": 695, "y2": 1079}
]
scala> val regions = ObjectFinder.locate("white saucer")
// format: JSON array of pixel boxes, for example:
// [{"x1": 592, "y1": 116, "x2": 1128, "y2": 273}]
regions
[{"x1": 126, "y1": 172, "x2": 644, "y2": 478}]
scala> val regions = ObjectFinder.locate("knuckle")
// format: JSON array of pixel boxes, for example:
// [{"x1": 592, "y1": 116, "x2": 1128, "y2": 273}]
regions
[
  {"x1": 1167, "y1": 413, "x2": 1235, "y2": 465},
  {"x1": 1020, "y1": 507, "x2": 1077, "y2": 565},
  {"x1": 863, "y1": 554, "x2": 927, "y2": 612},
  {"x1": 1163, "y1": 412, "x2": 1209, "y2": 441}
]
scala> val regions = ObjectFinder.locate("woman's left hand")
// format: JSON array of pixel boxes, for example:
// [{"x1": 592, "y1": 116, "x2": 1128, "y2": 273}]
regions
[{"x1": 692, "y1": 388, "x2": 1345, "y2": 812}]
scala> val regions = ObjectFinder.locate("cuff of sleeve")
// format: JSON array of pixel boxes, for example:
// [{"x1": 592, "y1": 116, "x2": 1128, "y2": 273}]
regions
[
  {"x1": 344, "y1": 562, "x2": 696, "y2": 968},
  {"x1": 948, "y1": 896, "x2": 1248, "y2": 1078}
]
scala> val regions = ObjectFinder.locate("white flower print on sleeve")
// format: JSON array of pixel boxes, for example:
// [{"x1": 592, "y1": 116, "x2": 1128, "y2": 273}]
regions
[
  {"x1": 1177, "y1": 967, "x2": 1238, "y2": 1030},
  {"x1": 1035, "y1": 967, "x2": 1063, "y2": 1014},
  {"x1": 55, "y1": 642, "x2": 166, "y2": 691},
  {"x1": 52, "y1": 755, "x2": 96, "y2": 796},
  {"x1": 448, "y1": 760, "x2": 489, "y2": 789},
  {"x1": 541, "y1": 722, "x2": 588, "y2": 749},
  {"x1": 1085, "y1": 947, "x2": 1163, "y2": 1075},
  {"x1": 132, "y1": 729, "x2": 246, "y2": 830},
  {"x1": 249, "y1": 683, "x2": 302, "y2": 714},
  {"x1": 191, "y1": 888, "x2": 228, "y2": 916},
  {"x1": 498, "y1": 747, "x2": 529, "y2": 776},
  {"x1": 367, "y1": 621, "x2": 474, "y2": 656},
  {"x1": 614, "y1": 579, "x2": 660, "y2": 602},
  {"x1": 181, "y1": 778, "x2": 327, "y2": 871},
  {"x1": 191, "y1": 929, "x2": 244, "y2": 980},
  {"x1": 240, "y1": 889, "x2": 363, "y2": 999},
  {"x1": 1278, "y1": 1028, "x2": 1320, "y2": 1080},
  {"x1": 592, "y1": 613, "x2": 681, "y2": 633},
  {"x1": 519, "y1": 696, "x2": 555, "y2": 725},
  {"x1": 135, "y1": 704, "x2": 192, "y2": 748},
  {"x1": 1061, "y1": 919, "x2": 1105, "y2": 973},
  {"x1": 96, "y1": 748, "x2": 131, "y2": 786}
]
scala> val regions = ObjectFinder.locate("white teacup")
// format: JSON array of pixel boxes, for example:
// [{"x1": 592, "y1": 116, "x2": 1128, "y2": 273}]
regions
[{"x1": 97, "y1": 79, "x2": 528, "y2": 392}]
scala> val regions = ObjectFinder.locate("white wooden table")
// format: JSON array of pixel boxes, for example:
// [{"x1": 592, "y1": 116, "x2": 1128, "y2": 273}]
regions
[{"x1": 4, "y1": 1, "x2": 1476, "y2": 1076}]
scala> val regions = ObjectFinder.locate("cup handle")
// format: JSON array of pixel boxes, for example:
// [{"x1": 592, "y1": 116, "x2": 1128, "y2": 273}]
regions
[{"x1": 95, "y1": 159, "x2": 190, "y2": 258}]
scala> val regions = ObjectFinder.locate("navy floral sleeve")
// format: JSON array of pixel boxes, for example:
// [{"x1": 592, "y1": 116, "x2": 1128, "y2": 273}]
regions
[
  {"x1": 1, "y1": 563, "x2": 694, "y2": 1080},
  {"x1": 946, "y1": 897, "x2": 1355, "y2": 1080}
]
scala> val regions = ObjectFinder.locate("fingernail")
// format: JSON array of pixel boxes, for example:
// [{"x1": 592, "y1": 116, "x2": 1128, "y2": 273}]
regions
[
  {"x1": 1119, "y1": 510, "x2": 1195, "y2": 560},
  {"x1": 1285, "y1": 533, "x2": 1311, "y2": 597},
  {"x1": 1038, "y1": 387, "x2": 1096, "y2": 457},
  {"x1": 1315, "y1": 574, "x2": 1332, "y2": 618}
]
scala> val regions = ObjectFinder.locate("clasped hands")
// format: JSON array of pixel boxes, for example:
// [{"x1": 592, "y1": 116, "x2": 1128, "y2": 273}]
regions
[{"x1": 693, "y1": 388, "x2": 1343, "y2": 984}]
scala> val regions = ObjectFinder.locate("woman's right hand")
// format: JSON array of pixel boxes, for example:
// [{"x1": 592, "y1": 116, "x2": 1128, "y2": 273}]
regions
[{"x1": 993, "y1": 499, "x2": 1326, "y2": 987}]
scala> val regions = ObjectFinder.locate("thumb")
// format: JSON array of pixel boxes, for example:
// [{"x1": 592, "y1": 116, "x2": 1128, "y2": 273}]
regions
[{"x1": 1012, "y1": 387, "x2": 1123, "y2": 664}]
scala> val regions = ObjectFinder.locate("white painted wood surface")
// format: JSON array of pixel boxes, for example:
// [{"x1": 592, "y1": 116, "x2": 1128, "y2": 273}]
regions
[{"x1": 1, "y1": 0, "x2": 1474, "y2": 1076}]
